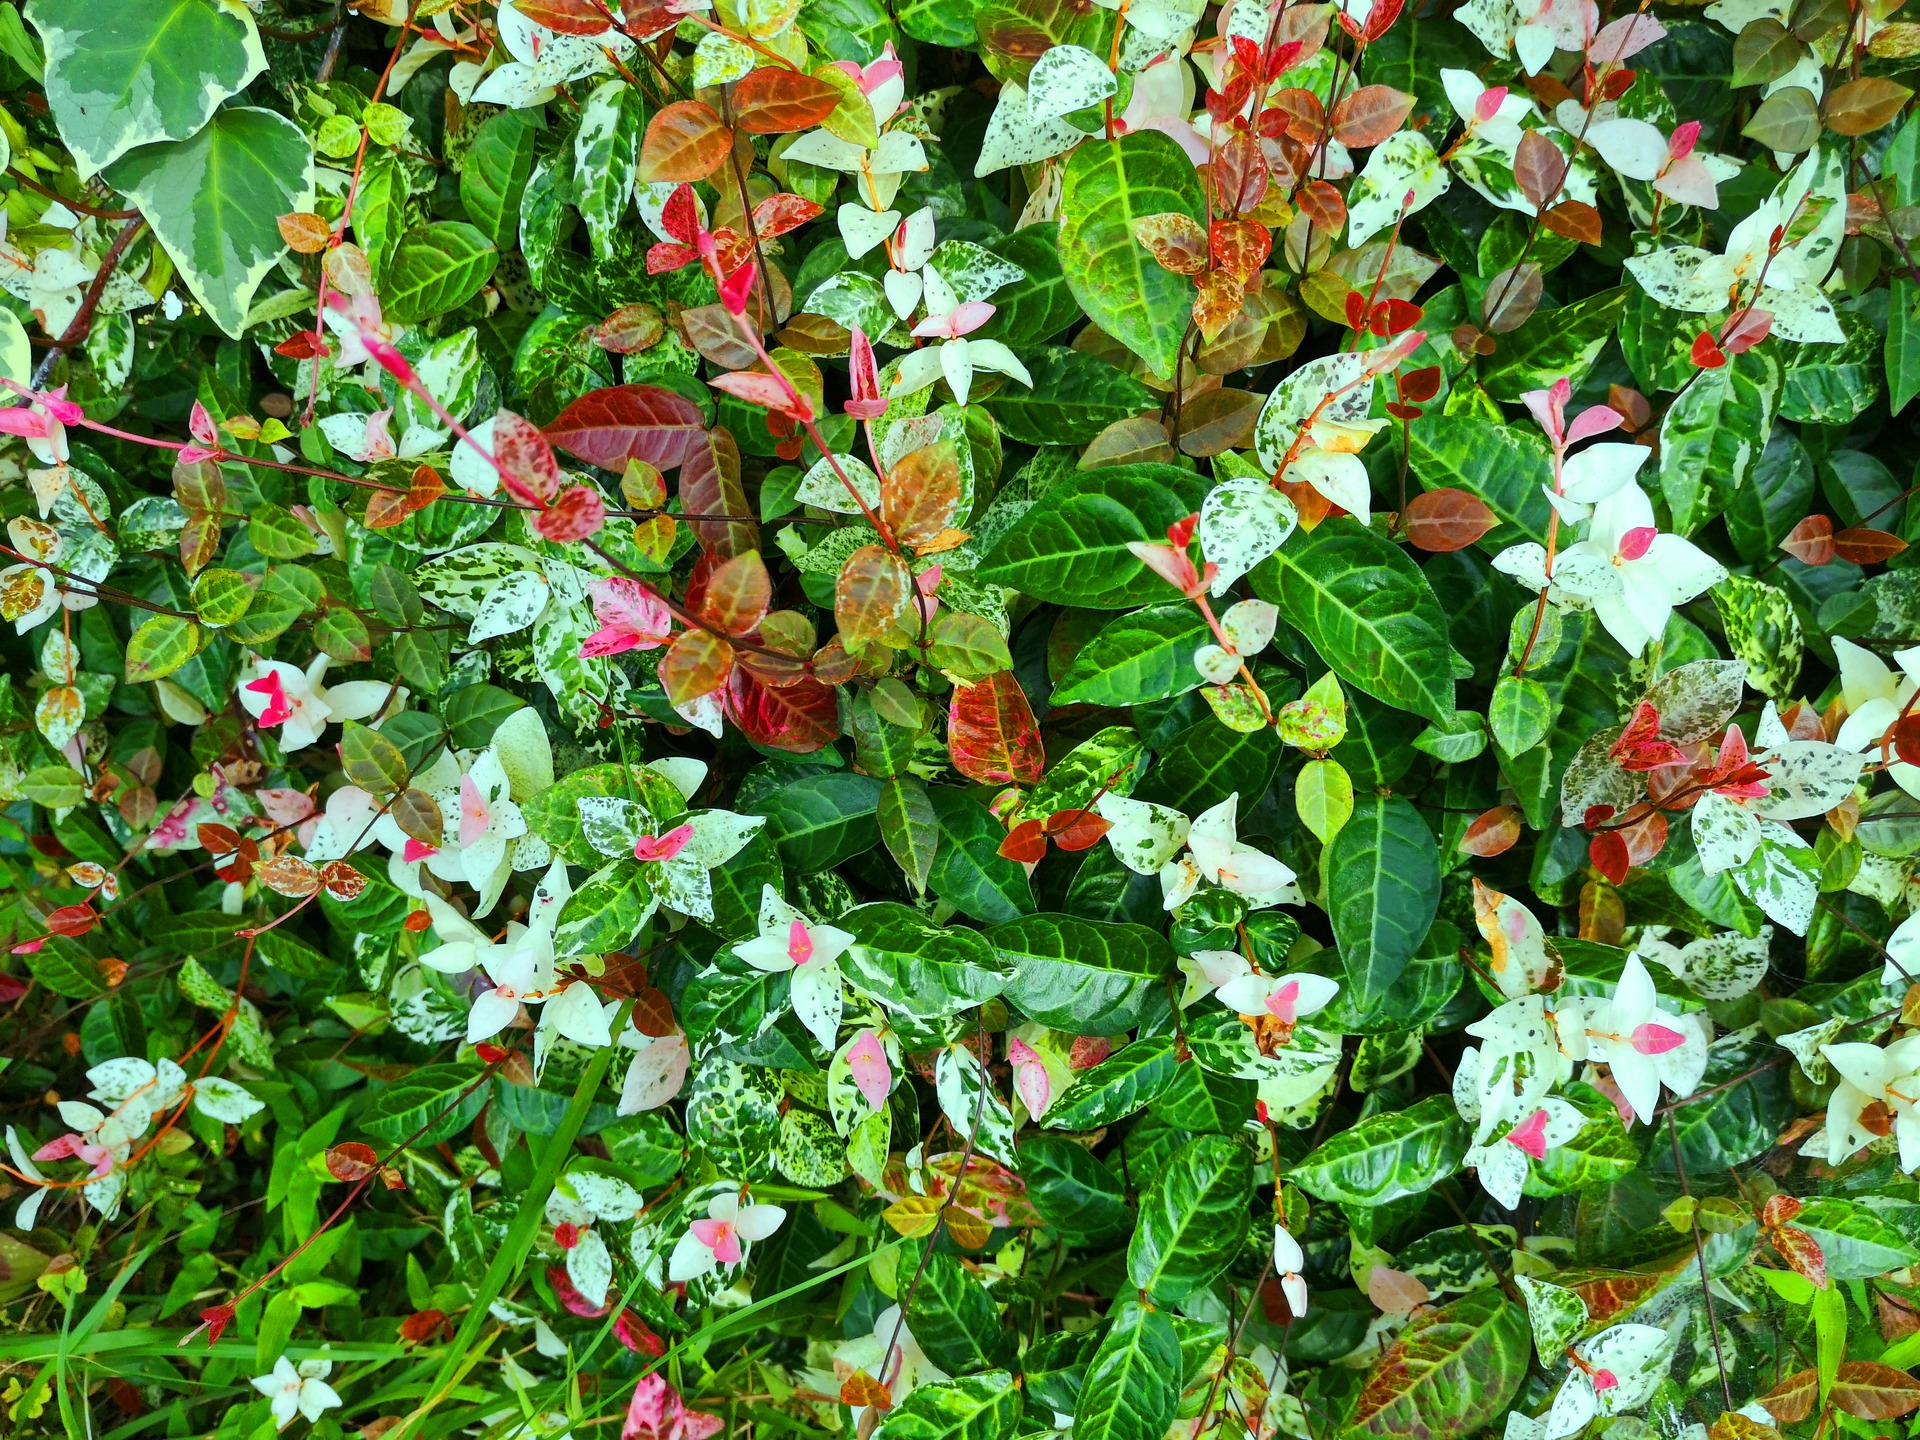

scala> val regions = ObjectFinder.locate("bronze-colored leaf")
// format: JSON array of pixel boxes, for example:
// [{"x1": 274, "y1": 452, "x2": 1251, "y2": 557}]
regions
[
  {"x1": 883, "y1": 439, "x2": 963, "y2": 548},
  {"x1": 835, "y1": 544, "x2": 912, "y2": 650},
  {"x1": 659, "y1": 628, "x2": 735, "y2": 706}
]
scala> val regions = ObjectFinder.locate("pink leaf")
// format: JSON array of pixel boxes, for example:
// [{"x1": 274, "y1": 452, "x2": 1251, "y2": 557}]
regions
[{"x1": 545, "y1": 384, "x2": 709, "y2": 472}]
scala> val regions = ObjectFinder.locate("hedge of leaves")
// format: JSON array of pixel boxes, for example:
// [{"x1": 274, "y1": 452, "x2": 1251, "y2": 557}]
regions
[{"x1": 9, "y1": 0, "x2": 1920, "y2": 1436}]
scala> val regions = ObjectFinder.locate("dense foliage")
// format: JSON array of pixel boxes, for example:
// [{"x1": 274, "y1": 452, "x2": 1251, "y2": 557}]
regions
[{"x1": 8, "y1": 0, "x2": 1920, "y2": 1436}]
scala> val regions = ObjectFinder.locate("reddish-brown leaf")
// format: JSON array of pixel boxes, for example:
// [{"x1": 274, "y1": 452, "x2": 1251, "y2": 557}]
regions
[
  {"x1": 699, "y1": 551, "x2": 773, "y2": 635},
  {"x1": 1515, "y1": 130, "x2": 1569, "y2": 209},
  {"x1": 1460, "y1": 805, "x2": 1521, "y2": 857},
  {"x1": 836, "y1": 545, "x2": 913, "y2": 650},
  {"x1": 1403, "y1": 488, "x2": 1498, "y2": 552},
  {"x1": 1834, "y1": 526, "x2": 1908, "y2": 565},
  {"x1": 1177, "y1": 388, "x2": 1261, "y2": 456},
  {"x1": 1825, "y1": 76, "x2": 1914, "y2": 135},
  {"x1": 679, "y1": 426, "x2": 757, "y2": 559},
  {"x1": 1780, "y1": 513, "x2": 1836, "y2": 565},
  {"x1": 1131, "y1": 212, "x2": 1209, "y2": 275},
  {"x1": 515, "y1": 0, "x2": 612, "y2": 31},
  {"x1": 1192, "y1": 270, "x2": 1248, "y2": 341},
  {"x1": 276, "y1": 211, "x2": 333, "y2": 254},
  {"x1": 399, "y1": 1309, "x2": 451, "y2": 1343},
  {"x1": 1264, "y1": 87, "x2": 1325, "y2": 144},
  {"x1": 1212, "y1": 131, "x2": 1270, "y2": 215},
  {"x1": 1330, "y1": 84, "x2": 1414, "y2": 148},
  {"x1": 545, "y1": 384, "x2": 708, "y2": 472},
  {"x1": 1483, "y1": 263, "x2": 1543, "y2": 334},
  {"x1": 659, "y1": 628, "x2": 735, "y2": 706},
  {"x1": 593, "y1": 303, "x2": 666, "y2": 354},
  {"x1": 731, "y1": 67, "x2": 843, "y2": 133},
  {"x1": 1298, "y1": 179, "x2": 1347, "y2": 234},
  {"x1": 1831, "y1": 1362, "x2": 1920, "y2": 1419},
  {"x1": 725, "y1": 668, "x2": 838, "y2": 752},
  {"x1": 840, "y1": 1373, "x2": 893, "y2": 1411},
  {"x1": 492, "y1": 409, "x2": 562, "y2": 504},
  {"x1": 326, "y1": 1142, "x2": 381, "y2": 1182},
  {"x1": 948, "y1": 671, "x2": 1045, "y2": 785},
  {"x1": 258, "y1": 853, "x2": 321, "y2": 898},
  {"x1": 1210, "y1": 218, "x2": 1271, "y2": 284},
  {"x1": 639, "y1": 101, "x2": 732, "y2": 182},
  {"x1": 1769, "y1": 1224, "x2": 1828, "y2": 1289},
  {"x1": 365, "y1": 463, "x2": 444, "y2": 528},
  {"x1": 884, "y1": 440, "x2": 963, "y2": 548},
  {"x1": 320, "y1": 860, "x2": 367, "y2": 901},
  {"x1": 1542, "y1": 200, "x2": 1604, "y2": 246}
]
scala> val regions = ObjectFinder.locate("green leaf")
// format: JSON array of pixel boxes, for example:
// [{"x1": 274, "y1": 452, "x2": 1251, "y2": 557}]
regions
[
  {"x1": 103, "y1": 107, "x2": 314, "y2": 339},
  {"x1": 985, "y1": 346, "x2": 1158, "y2": 445},
  {"x1": 1134, "y1": 720, "x2": 1283, "y2": 816},
  {"x1": 836, "y1": 901, "x2": 1009, "y2": 1018},
  {"x1": 1128, "y1": 1134, "x2": 1252, "y2": 1302},
  {"x1": 878, "y1": 774, "x2": 938, "y2": 895},
  {"x1": 1326, "y1": 794, "x2": 1440, "y2": 1015},
  {"x1": 460, "y1": 109, "x2": 537, "y2": 250},
  {"x1": 978, "y1": 463, "x2": 1210, "y2": 608},
  {"x1": 989, "y1": 913, "x2": 1174, "y2": 1035},
  {"x1": 872, "y1": 1372, "x2": 1021, "y2": 1440},
  {"x1": 927, "y1": 787, "x2": 1036, "y2": 925},
  {"x1": 381, "y1": 222, "x2": 498, "y2": 325},
  {"x1": 1291, "y1": 1095, "x2": 1469, "y2": 1206},
  {"x1": 1648, "y1": 1033, "x2": 1795, "y2": 1173},
  {"x1": 1791, "y1": 1199, "x2": 1920, "y2": 1281},
  {"x1": 1043, "y1": 1037, "x2": 1181, "y2": 1129},
  {"x1": 1347, "y1": 1290, "x2": 1531, "y2": 1440},
  {"x1": 123, "y1": 614, "x2": 201, "y2": 684},
  {"x1": 440, "y1": 683, "x2": 526, "y2": 748},
  {"x1": 1479, "y1": 287, "x2": 1628, "y2": 402},
  {"x1": 574, "y1": 78, "x2": 646, "y2": 260},
  {"x1": 1489, "y1": 674, "x2": 1551, "y2": 757},
  {"x1": 555, "y1": 861, "x2": 657, "y2": 955},
  {"x1": 976, "y1": 224, "x2": 1082, "y2": 350},
  {"x1": 1058, "y1": 130, "x2": 1206, "y2": 378},
  {"x1": 1407, "y1": 414, "x2": 1553, "y2": 549},
  {"x1": 1251, "y1": 518, "x2": 1457, "y2": 725},
  {"x1": 1052, "y1": 603, "x2": 1211, "y2": 707},
  {"x1": 1075, "y1": 1302, "x2": 1182, "y2": 1440},
  {"x1": 1891, "y1": 274, "x2": 1920, "y2": 417},
  {"x1": 1019, "y1": 1133, "x2": 1132, "y2": 1243},
  {"x1": 1656, "y1": 345, "x2": 1780, "y2": 535},
  {"x1": 248, "y1": 503, "x2": 319, "y2": 560},
  {"x1": 361, "y1": 1064, "x2": 490, "y2": 1145},
  {"x1": 905, "y1": 1253, "x2": 1014, "y2": 1375},
  {"x1": 747, "y1": 772, "x2": 882, "y2": 872},
  {"x1": 896, "y1": 0, "x2": 981, "y2": 46},
  {"x1": 27, "y1": 0, "x2": 265, "y2": 176},
  {"x1": 339, "y1": 720, "x2": 410, "y2": 796}
]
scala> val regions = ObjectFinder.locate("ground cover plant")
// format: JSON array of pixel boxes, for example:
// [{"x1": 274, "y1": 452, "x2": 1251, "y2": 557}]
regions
[{"x1": 6, "y1": 0, "x2": 1920, "y2": 1435}]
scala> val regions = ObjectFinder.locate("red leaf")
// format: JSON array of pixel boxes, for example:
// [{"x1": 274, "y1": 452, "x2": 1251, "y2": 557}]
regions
[
  {"x1": 1894, "y1": 713, "x2": 1920, "y2": 766},
  {"x1": 1045, "y1": 808, "x2": 1112, "y2": 851},
  {"x1": 45, "y1": 905, "x2": 97, "y2": 937},
  {"x1": 544, "y1": 384, "x2": 708, "y2": 472},
  {"x1": 731, "y1": 67, "x2": 843, "y2": 134},
  {"x1": 1690, "y1": 330, "x2": 1727, "y2": 369},
  {"x1": 1400, "y1": 365, "x2": 1442, "y2": 403},
  {"x1": 1514, "y1": 130, "x2": 1568, "y2": 209},
  {"x1": 725, "y1": 669, "x2": 838, "y2": 752},
  {"x1": 1298, "y1": 179, "x2": 1347, "y2": 234},
  {"x1": 1589, "y1": 831, "x2": 1631, "y2": 885},
  {"x1": 1780, "y1": 514, "x2": 1835, "y2": 565},
  {"x1": 1542, "y1": 200, "x2": 1604, "y2": 246},
  {"x1": 326, "y1": 1142, "x2": 380, "y2": 1182},
  {"x1": 1403, "y1": 488, "x2": 1498, "y2": 552},
  {"x1": 1834, "y1": 527, "x2": 1908, "y2": 565},
  {"x1": 948, "y1": 672, "x2": 1045, "y2": 785},
  {"x1": 532, "y1": 484, "x2": 607, "y2": 543},
  {"x1": 515, "y1": 0, "x2": 612, "y2": 31},
  {"x1": 997, "y1": 817, "x2": 1047, "y2": 862}
]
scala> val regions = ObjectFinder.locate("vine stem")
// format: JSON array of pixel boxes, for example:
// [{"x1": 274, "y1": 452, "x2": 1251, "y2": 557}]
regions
[{"x1": 30, "y1": 219, "x2": 146, "y2": 389}]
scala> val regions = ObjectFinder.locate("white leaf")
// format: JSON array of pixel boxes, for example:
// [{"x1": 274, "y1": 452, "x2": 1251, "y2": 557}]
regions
[
  {"x1": 1026, "y1": 45, "x2": 1118, "y2": 121},
  {"x1": 1344, "y1": 131, "x2": 1450, "y2": 246},
  {"x1": 975, "y1": 83, "x2": 1087, "y2": 177},
  {"x1": 467, "y1": 570, "x2": 552, "y2": 644},
  {"x1": 1200, "y1": 475, "x2": 1298, "y2": 595}
]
